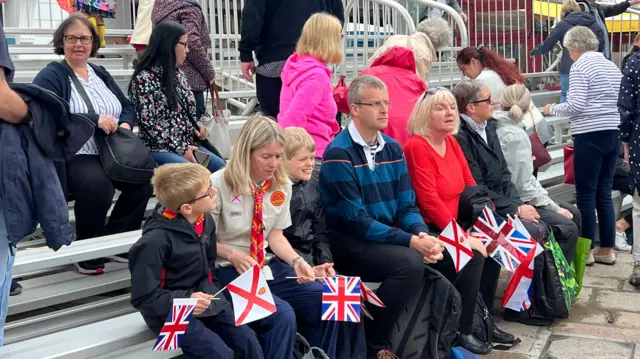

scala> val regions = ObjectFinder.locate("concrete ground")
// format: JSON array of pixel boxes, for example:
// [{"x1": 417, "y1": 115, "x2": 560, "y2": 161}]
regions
[{"x1": 483, "y1": 251, "x2": 640, "y2": 359}]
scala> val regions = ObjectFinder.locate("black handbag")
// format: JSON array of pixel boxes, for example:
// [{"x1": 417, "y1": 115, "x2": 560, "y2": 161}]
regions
[{"x1": 68, "y1": 69, "x2": 155, "y2": 184}]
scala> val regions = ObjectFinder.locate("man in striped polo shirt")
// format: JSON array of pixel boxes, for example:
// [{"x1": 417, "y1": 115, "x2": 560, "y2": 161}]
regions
[{"x1": 319, "y1": 75, "x2": 445, "y2": 359}]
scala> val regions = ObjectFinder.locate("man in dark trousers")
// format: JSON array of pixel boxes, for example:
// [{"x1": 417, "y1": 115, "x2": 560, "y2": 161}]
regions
[
  {"x1": 577, "y1": 0, "x2": 640, "y2": 59},
  {"x1": 239, "y1": 0, "x2": 344, "y2": 118}
]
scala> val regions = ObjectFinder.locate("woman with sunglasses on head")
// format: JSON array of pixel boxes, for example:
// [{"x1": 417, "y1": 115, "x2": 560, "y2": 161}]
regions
[
  {"x1": 33, "y1": 14, "x2": 153, "y2": 275},
  {"x1": 456, "y1": 46, "x2": 552, "y2": 150},
  {"x1": 403, "y1": 87, "x2": 517, "y2": 355},
  {"x1": 128, "y1": 21, "x2": 225, "y2": 173}
]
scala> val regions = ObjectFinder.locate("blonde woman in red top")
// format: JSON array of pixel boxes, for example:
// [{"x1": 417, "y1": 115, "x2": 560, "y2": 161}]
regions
[
  {"x1": 404, "y1": 87, "x2": 517, "y2": 354},
  {"x1": 404, "y1": 87, "x2": 476, "y2": 231}
]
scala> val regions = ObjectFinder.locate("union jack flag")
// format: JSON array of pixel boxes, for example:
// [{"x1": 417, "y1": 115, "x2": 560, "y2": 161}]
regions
[
  {"x1": 322, "y1": 276, "x2": 361, "y2": 323},
  {"x1": 472, "y1": 206, "x2": 533, "y2": 272},
  {"x1": 152, "y1": 298, "x2": 198, "y2": 351}
]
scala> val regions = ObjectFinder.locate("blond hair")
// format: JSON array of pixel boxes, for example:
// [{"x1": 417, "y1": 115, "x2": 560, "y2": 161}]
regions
[
  {"x1": 283, "y1": 127, "x2": 316, "y2": 160},
  {"x1": 295, "y1": 13, "x2": 343, "y2": 64},
  {"x1": 224, "y1": 116, "x2": 289, "y2": 195},
  {"x1": 407, "y1": 89, "x2": 459, "y2": 136},
  {"x1": 152, "y1": 163, "x2": 212, "y2": 211},
  {"x1": 501, "y1": 84, "x2": 531, "y2": 123},
  {"x1": 561, "y1": 0, "x2": 580, "y2": 19}
]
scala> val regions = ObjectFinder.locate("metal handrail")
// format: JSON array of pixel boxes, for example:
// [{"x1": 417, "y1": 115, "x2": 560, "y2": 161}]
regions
[{"x1": 344, "y1": 0, "x2": 416, "y2": 35}]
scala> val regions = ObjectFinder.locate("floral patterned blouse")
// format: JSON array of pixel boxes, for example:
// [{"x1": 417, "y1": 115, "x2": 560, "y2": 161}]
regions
[{"x1": 129, "y1": 66, "x2": 198, "y2": 156}]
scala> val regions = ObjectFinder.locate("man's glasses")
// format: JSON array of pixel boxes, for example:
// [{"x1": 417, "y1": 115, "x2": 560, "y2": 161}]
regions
[
  {"x1": 354, "y1": 100, "x2": 392, "y2": 110},
  {"x1": 64, "y1": 35, "x2": 93, "y2": 45}
]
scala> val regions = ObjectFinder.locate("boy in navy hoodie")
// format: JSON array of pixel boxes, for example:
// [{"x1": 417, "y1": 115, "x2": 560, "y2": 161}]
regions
[{"x1": 128, "y1": 163, "x2": 263, "y2": 359}]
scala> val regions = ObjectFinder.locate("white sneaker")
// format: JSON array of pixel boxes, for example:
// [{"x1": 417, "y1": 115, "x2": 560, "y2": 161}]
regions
[
  {"x1": 587, "y1": 252, "x2": 595, "y2": 266},
  {"x1": 594, "y1": 252, "x2": 617, "y2": 265},
  {"x1": 615, "y1": 232, "x2": 632, "y2": 252}
]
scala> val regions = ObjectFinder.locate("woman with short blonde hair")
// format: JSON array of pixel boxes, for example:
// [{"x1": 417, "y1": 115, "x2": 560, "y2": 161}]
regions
[
  {"x1": 404, "y1": 89, "x2": 516, "y2": 354},
  {"x1": 278, "y1": 13, "x2": 343, "y2": 184},
  {"x1": 212, "y1": 116, "x2": 363, "y2": 359}
]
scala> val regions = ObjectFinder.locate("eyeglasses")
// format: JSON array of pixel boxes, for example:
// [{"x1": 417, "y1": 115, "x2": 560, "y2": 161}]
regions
[
  {"x1": 177, "y1": 41, "x2": 188, "y2": 48},
  {"x1": 458, "y1": 64, "x2": 468, "y2": 74},
  {"x1": 184, "y1": 185, "x2": 215, "y2": 209},
  {"x1": 354, "y1": 100, "x2": 392, "y2": 110},
  {"x1": 64, "y1": 35, "x2": 93, "y2": 45},
  {"x1": 469, "y1": 96, "x2": 491, "y2": 104}
]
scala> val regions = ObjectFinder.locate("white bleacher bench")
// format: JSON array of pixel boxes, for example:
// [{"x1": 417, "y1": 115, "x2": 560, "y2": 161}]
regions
[
  {"x1": 4, "y1": 27, "x2": 134, "y2": 37},
  {"x1": 0, "y1": 313, "x2": 179, "y2": 359}
]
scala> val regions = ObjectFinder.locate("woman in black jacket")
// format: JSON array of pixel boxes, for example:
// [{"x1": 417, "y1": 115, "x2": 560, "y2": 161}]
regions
[
  {"x1": 33, "y1": 14, "x2": 152, "y2": 275},
  {"x1": 530, "y1": 0, "x2": 605, "y2": 103},
  {"x1": 452, "y1": 79, "x2": 551, "y2": 326}
]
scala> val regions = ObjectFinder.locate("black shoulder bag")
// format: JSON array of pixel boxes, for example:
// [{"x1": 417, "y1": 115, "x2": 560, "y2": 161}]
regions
[
  {"x1": 68, "y1": 67, "x2": 156, "y2": 184},
  {"x1": 176, "y1": 94, "x2": 224, "y2": 160}
]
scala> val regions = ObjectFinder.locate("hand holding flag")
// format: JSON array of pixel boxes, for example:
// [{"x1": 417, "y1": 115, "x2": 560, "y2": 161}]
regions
[
  {"x1": 227, "y1": 264, "x2": 277, "y2": 326},
  {"x1": 438, "y1": 220, "x2": 474, "y2": 272},
  {"x1": 322, "y1": 276, "x2": 362, "y2": 323},
  {"x1": 153, "y1": 298, "x2": 199, "y2": 351}
]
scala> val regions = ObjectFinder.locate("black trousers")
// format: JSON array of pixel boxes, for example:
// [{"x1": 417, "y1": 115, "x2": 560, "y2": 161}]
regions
[
  {"x1": 67, "y1": 155, "x2": 152, "y2": 264},
  {"x1": 331, "y1": 239, "x2": 424, "y2": 356},
  {"x1": 256, "y1": 73, "x2": 283, "y2": 119},
  {"x1": 535, "y1": 201, "x2": 581, "y2": 264},
  {"x1": 429, "y1": 250, "x2": 485, "y2": 335},
  {"x1": 193, "y1": 90, "x2": 206, "y2": 119}
]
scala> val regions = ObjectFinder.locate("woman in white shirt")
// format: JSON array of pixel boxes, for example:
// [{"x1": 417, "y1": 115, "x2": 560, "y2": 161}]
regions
[
  {"x1": 212, "y1": 116, "x2": 365, "y2": 359},
  {"x1": 456, "y1": 45, "x2": 552, "y2": 150}
]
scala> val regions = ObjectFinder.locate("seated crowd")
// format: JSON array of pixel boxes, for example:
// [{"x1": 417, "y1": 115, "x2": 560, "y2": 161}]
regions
[{"x1": 2, "y1": 2, "x2": 640, "y2": 359}]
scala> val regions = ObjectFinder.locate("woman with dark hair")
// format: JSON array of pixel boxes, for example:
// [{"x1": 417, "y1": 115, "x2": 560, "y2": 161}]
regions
[
  {"x1": 129, "y1": 21, "x2": 225, "y2": 173},
  {"x1": 456, "y1": 45, "x2": 552, "y2": 150},
  {"x1": 33, "y1": 13, "x2": 153, "y2": 275}
]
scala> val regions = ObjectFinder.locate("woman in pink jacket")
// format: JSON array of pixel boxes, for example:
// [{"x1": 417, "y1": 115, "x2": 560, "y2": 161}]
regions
[{"x1": 278, "y1": 13, "x2": 343, "y2": 184}]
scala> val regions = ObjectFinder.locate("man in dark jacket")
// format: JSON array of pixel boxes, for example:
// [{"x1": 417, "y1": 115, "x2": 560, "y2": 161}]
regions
[
  {"x1": 617, "y1": 48, "x2": 640, "y2": 287},
  {"x1": 453, "y1": 79, "x2": 553, "y2": 326},
  {"x1": 239, "y1": 0, "x2": 344, "y2": 118},
  {"x1": 530, "y1": 5, "x2": 605, "y2": 102},
  {"x1": 577, "y1": 0, "x2": 639, "y2": 59},
  {"x1": 129, "y1": 163, "x2": 269, "y2": 358}
]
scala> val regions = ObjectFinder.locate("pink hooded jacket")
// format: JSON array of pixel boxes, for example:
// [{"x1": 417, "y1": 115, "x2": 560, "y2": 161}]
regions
[{"x1": 278, "y1": 54, "x2": 339, "y2": 158}]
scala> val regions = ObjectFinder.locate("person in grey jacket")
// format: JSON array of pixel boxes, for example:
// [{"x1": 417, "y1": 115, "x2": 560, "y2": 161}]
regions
[
  {"x1": 530, "y1": 0, "x2": 605, "y2": 103},
  {"x1": 495, "y1": 84, "x2": 580, "y2": 263}
]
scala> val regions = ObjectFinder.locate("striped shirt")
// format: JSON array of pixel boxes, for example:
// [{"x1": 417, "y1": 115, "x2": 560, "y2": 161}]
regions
[
  {"x1": 69, "y1": 65, "x2": 122, "y2": 155},
  {"x1": 347, "y1": 121, "x2": 385, "y2": 170},
  {"x1": 549, "y1": 51, "x2": 621, "y2": 135}
]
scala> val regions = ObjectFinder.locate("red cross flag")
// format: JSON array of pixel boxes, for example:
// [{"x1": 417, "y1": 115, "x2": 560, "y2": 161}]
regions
[
  {"x1": 226, "y1": 264, "x2": 277, "y2": 326},
  {"x1": 439, "y1": 219, "x2": 474, "y2": 272}
]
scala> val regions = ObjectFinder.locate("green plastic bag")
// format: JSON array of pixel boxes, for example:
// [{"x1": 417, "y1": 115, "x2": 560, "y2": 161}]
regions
[
  {"x1": 543, "y1": 231, "x2": 577, "y2": 311},
  {"x1": 570, "y1": 237, "x2": 592, "y2": 301}
]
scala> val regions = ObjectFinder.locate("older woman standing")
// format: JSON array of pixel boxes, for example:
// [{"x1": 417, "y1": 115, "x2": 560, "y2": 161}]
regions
[
  {"x1": 33, "y1": 14, "x2": 152, "y2": 275},
  {"x1": 278, "y1": 13, "x2": 343, "y2": 182},
  {"x1": 544, "y1": 26, "x2": 621, "y2": 265}
]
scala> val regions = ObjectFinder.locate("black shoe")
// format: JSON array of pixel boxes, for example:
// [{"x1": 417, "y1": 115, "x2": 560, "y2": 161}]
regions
[
  {"x1": 10, "y1": 279, "x2": 22, "y2": 296},
  {"x1": 504, "y1": 308, "x2": 553, "y2": 327},
  {"x1": 457, "y1": 334, "x2": 491, "y2": 355},
  {"x1": 491, "y1": 325, "x2": 521, "y2": 350},
  {"x1": 75, "y1": 259, "x2": 105, "y2": 275}
]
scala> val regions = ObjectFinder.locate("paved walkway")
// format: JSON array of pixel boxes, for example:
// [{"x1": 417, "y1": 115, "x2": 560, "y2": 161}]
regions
[{"x1": 483, "y1": 251, "x2": 640, "y2": 359}]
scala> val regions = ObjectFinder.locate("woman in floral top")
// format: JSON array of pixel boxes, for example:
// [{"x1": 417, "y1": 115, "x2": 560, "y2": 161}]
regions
[{"x1": 128, "y1": 21, "x2": 225, "y2": 173}]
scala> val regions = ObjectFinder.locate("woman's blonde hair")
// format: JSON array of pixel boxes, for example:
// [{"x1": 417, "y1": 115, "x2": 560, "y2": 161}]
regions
[
  {"x1": 224, "y1": 116, "x2": 289, "y2": 195},
  {"x1": 501, "y1": 84, "x2": 531, "y2": 123},
  {"x1": 561, "y1": 0, "x2": 581, "y2": 19},
  {"x1": 296, "y1": 13, "x2": 343, "y2": 64},
  {"x1": 407, "y1": 88, "x2": 459, "y2": 136}
]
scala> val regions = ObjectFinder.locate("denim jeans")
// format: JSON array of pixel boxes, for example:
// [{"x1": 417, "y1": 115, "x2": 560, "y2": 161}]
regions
[
  {"x1": 560, "y1": 74, "x2": 570, "y2": 103},
  {"x1": 573, "y1": 130, "x2": 619, "y2": 248},
  {"x1": 152, "y1": 146, "x2": 226, "y2": 173},
  {"x1": 0, "y1": 208, "x2": 15, "y2": 346}
]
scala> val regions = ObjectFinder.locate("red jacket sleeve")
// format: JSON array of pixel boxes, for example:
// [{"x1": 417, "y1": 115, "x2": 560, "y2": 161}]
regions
[
  {"x1": 451, "y1": 135, "x2": 477, "y2": 186},
  {"x1": 404, "y1": 137, "x2": 455, "y2": 230}
]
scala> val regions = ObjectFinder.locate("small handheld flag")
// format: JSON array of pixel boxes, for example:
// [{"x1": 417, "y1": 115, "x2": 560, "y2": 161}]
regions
[
  {"x1": 322, "y1": 276, "x2": 361, "y2": 323},
  {"x1": 227, "y1": 264, "x2": 277, "y2": 326},
  {"x1": 439, "y1": 220, "x2": 474, "y2": 272},
  {"x1": 153, "y1": 298, "x2": 198, "y2": 351},
  {"x1": 361, "y1": 282, "x2": 386, "y2": 307}
]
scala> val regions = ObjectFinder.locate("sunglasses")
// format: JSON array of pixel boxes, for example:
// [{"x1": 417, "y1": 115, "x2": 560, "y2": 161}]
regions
[{"x1": 421, "y1": 86, "x2": 450, "y2": 102}]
